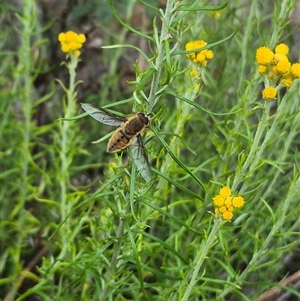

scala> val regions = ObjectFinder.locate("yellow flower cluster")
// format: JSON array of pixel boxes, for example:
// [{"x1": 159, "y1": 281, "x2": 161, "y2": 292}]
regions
[
  {"x1": 213, "y1": 186, "x2": 244, "y2": 221},
  {"x1": 58, "y1": 31, "x2": 86, "y2": 57},
  {"x1": 185, "y1": 40, "x2": 214, "y2": 66},
  {"x1": 256, "y1": 43, "x2": 300, "y2": 95},
  {"x1": 262, "y1": 86, "x2": 277, "y2": 100}
]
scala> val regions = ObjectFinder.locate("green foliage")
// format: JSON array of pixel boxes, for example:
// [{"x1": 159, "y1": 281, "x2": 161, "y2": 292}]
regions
[{"x1": 1, "y1": 0, "x2": 300, "y2": 300}]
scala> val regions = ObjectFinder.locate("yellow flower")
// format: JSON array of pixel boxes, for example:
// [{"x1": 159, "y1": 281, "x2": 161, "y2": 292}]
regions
[
  {"x1": 196, "y1": 53, "x2": 206, "y2": 63},
  {"x1": 281, "y1": 77, "x2": 294, "y2": 87},
  {"x1": 58, "y1": 31, "x2": 86, "y2": 56},
  {"x1": 274, "y1": 53, "x2": 288, "y2": 64},
  {"x1": 257, "y1": 44, "x2": 298, "y2": 89},
  {"x1": 215, "y1": 208, "x2": 233, "y2": 220},
  {"x1": 185, "y1": 42, "x2": 196, "y2": 60},
  {"x1": 214, "y1": 11, "x2": 221, "y2": 19},
  {"x1": 222, "y1": 211, "x2": 233, "y2": 221},
  {"x1": 196, "y1": 52, "x2": 206, "y2": 64},
  {"x1": 224, "y1": 197, "x2": 233, "y2": 208},
  {"x1": 208, "y1": 11, "x2": 221, "y2": 19},
  {"x1": 291, "y1": 63, "x2": 300, "y2": 78},
  {"x1": 220, "y1": 186, "x2": 231, "y2": 198},
  {"x1": 206, "y1": 50, "x2": 214, "y2": 60},
  {"x1": 232, "y1": 196, "x2": 244, "y2": 208},
  {"x1": 276, "y1": 59, "x2": 291, "y2": 74},
  {"x1": 194, "y1": 40, "x2": 207, "y2": 49},
  {"x1": 262, "y1": 86, "x2": 277, "y2": 100},
  {"x1": 275, "y1": 43, "x2": 289, "y2": 55},
  {"x1": 227, "y1": 205, "x2": 234, "y2": 212},
  {"x1": 258, "y1": 65, "x2": 267, "y2": 74},
  {"x1": 213, "y1": 186, "x2": 244, "y2": 221},
  {"x1": 185, "y1": 40, "x2": 213, "y2": 66},
  {"x1": 271, "y1": 65, "x2": 280, "y2": 76},
  {"x1": 189, "y1": 69, "x2": 198, "y2": 78},
  {"x1": 218, "y1": 206, "x2": 227, "y2": 213},
  {"x1": 213, "y1": 195, "x2": 225, "y2": 206},
  {"x1": 256, "y1": 46, "x2": 274, "y2": 65}
]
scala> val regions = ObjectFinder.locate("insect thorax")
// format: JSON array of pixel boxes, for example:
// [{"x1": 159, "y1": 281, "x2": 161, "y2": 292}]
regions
[{"x1": 124, "y1": 113, "x2": 148, "y2": 135}]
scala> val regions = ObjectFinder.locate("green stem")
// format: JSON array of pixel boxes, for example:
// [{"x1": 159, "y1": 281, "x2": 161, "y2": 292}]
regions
[
  {"x1": 232, "y1": 101, "x2": 271, "y2": 191},
  {"x1": 146, "y1": 0, "x2": 177, "y2": 114},
  {"x1": 60, "y1": 55, "x2": 78, "y2": 229},
  {"x1": 269, "y1": 0, "x2": 295, "y2": 49},
  {"x1": 11, "y1": 0, "x2": 37, "y2": 299},
  {"x1": 20, "y1": 1, "x2": 34, "y2": 204},
  {"x1": 180, "y1": 219, "x2": 221, "y2": 301},
  {"x1": 155, "y1": 88, "x2": 197, "y2": 196},
  {"x1": 99, "y1": 203, "x2": 129, "y2": 300}
]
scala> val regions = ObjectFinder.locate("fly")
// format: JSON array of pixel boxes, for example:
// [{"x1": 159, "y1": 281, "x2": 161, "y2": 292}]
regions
[{"x1": 81, "y1": 103, "x2": 151, "y2": 182}]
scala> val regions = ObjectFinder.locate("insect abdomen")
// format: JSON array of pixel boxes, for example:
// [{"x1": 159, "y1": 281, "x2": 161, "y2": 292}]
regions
[
  {"x1": 106, "y1": 113, "x2": 148, "y2": 152},
  {"x1": 107, "y1": 129, "x2": 135, "y2": 152}
]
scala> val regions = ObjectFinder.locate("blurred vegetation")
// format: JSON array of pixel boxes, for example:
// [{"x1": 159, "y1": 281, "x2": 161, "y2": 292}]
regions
[{"x1": 1, "y1": 0, "x2": 300, "y2": 300}]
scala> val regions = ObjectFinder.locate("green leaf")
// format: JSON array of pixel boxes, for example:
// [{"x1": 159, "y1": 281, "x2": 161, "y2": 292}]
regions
[
  {"x1": 172, "y1": 27, "x2": 240, "y2": 56},
  {"x1": 152, "y1": 168, "x2": 203, "y2": 201},
  {"x1": 164, "y1": 90, "x2": 242, "y2": 116},
  {"x1": 132, "y1": 229, "x2": 189, "y2": 264},
  {"x1": 138, "y1": 197, "x2": 202, "y2": 235},
  {"x1": 174, "y1": 1, "x2": 229, "y2": 22},
  {"x1": 102, "y1": 44, "x2": 156, "y2": 70},
  {"x1": 151, "y1": 125, "x2": 205, "y2": 190},
  {"x1": 109, "y1": 0, "x2": 154, "y2": 42}
]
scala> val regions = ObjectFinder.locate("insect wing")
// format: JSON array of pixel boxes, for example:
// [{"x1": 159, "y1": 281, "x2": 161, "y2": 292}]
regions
[
  {"x1": 131, "y1": 135, "x2": 151, "y2": 182},
  {"x1": 81, "y1": 103, "x2": 125, "y2": 126}
]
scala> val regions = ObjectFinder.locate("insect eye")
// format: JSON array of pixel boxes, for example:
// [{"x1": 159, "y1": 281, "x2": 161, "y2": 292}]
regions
[{"x1": 137, "y1": 113, "x2": 149, "y2": 125}]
